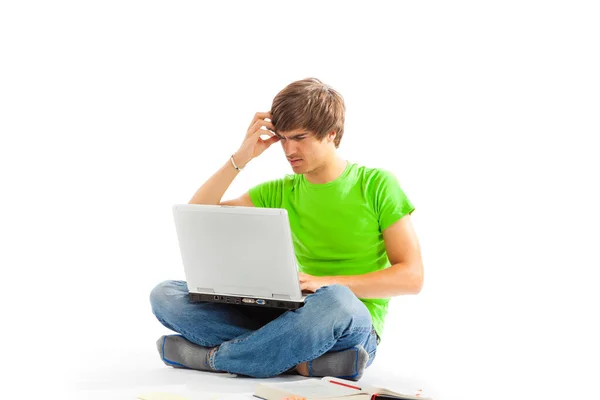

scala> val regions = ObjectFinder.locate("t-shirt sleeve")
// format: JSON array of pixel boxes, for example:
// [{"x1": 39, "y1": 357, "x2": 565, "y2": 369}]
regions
[
  {"x1": 248, "y1": 178, "x2": 285, "y2": 208},
  {"x1": 374, "y1": 169, "x2": 416, "y2": 232}
]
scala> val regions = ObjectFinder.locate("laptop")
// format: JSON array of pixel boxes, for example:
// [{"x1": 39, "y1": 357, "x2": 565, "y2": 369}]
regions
[{"x1": 172, "y1": 204, "x2": 306, "y2": 310}]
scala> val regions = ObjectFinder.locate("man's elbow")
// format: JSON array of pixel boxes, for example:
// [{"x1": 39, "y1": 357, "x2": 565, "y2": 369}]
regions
[
  {"x1": 391, "y1": 261, "x2": 424, "y2": 295},
  {"x1": 410, "y1": 263, "x2": 424, "y2": 294}
]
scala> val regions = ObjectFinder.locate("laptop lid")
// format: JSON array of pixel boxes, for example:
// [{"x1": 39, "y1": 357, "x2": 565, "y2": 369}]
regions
[{"x1": 172, "y1": 204, "x2": 303, "y2": 301}]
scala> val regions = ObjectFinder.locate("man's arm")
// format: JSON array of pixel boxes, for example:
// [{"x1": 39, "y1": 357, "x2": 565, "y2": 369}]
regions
[
  {"x1": 188, "y1": 157, "x2": 248, "y2": 205},
  {"x1": 188, "y1": 111, "x2": 279, "y2": 206},
  {"x1": 299, "y1": 214, "x2": 424, "y2": 298}
]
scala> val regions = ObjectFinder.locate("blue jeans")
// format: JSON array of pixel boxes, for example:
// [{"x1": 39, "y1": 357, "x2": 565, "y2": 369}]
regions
[{"x1": 150, "y1": 280, "x2": 379, "y2": 378}]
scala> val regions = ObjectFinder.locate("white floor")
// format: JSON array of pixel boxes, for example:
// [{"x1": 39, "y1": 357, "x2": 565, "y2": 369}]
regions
[
  {"x1": 14, "y1": 265, "x2": 597, "y2": 400},
  {"x1": 68, "y1": 297, "x2": 437, "y2": 400},
  {"x1": 8, "y1": 228, "x2": 599, "y2": 400}
]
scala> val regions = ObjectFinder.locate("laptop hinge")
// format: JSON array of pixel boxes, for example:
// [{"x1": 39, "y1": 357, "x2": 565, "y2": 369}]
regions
[
  {"x1": 196, "y1": 287, "x2": 215, "y2": 293},
  {"x1": 272, "y1": 294, "x2": 291, "y2": 300}
]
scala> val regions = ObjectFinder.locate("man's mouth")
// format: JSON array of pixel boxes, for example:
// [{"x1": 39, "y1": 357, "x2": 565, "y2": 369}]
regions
[{"x1": 288, "y1": 158, "x2": 303, "y2": 165}]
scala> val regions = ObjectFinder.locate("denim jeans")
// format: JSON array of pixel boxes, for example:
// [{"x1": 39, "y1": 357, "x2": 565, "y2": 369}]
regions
[{"x1": 150, "y1": 280, "x2": 379, "y2": 378}]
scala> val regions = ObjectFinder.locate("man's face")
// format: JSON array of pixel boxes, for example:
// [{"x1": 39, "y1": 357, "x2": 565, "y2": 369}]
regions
[{"x1": 274, "y1": 129, "x2": 332, "y2": 174}]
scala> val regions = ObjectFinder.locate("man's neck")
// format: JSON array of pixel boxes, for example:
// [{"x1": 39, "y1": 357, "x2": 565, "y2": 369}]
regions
[{"x1": 304, "y1": 157, "x2": 348, "y2": 184}]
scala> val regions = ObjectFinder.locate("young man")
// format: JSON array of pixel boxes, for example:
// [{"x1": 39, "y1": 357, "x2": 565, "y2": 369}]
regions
[{"x1": 150, "y1": 78, "x2": 424, "y2": 380}]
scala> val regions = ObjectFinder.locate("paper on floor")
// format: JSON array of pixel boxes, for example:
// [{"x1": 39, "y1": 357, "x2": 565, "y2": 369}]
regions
[{"x1": 137, "y1": 392, "x2": 256, "y2": 400}]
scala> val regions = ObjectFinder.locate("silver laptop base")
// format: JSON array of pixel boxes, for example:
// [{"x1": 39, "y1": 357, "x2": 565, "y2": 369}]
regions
[{"x1": 189, "y1": 293, "x2": 304, "y2": 310}]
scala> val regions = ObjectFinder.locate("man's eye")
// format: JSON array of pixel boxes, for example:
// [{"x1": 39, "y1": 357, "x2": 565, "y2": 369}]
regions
[{"x1": 295, "y1": 137, "x2": 306, "y2": 141}]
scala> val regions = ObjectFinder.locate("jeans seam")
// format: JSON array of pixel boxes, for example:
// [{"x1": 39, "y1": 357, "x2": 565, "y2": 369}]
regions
[
  {"x1": 209, "y1": 347, "x2": 218, "y2": 370},
  {"x1": 340, "y1": 326, "x2": 373, "y2": 341}
]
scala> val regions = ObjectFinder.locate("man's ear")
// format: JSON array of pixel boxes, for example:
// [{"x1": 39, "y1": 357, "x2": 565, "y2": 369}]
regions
[{"x1": 327, "y1": 131, "x2": 336, "y2": 142}]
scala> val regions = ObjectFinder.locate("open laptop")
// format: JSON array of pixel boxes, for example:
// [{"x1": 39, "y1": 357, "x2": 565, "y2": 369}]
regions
[{"x1": 172, "y1": 204, "x2": 306, "y2": 310}]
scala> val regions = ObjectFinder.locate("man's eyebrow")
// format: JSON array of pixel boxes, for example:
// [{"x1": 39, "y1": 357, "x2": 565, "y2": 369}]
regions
[{"x1": 271, "y1": 131, "x2": 308, "y2": 140}]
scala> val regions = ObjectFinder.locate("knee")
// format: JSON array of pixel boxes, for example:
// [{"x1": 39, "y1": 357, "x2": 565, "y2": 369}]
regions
[
  {"x1": 316, "y1": 285, "x2": 358, "y2": 308},
  {"x1": 149, "y1": 280, "x2": 186, "y2": 316},
  {"x1": 316, "y1": 284, "x2": 355, "y2": 305},
  {"x1": 310, "y1": 284, "x2": 369, "y2": 322}
]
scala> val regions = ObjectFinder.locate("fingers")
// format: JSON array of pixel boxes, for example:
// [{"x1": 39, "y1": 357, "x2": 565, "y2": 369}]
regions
[
  {"x1": 255, "y1": 135, "x2": 280, "y2": 154},
  {"x1": 247, "y1": 119, "x2": 276, "y2": 138},
  {"x1": 254, "y1": 111, "x2": 272, "y2": 120},
  {"x1": 247, "y1": 111, "x2": 273, "y2": 131},
  {"x1": 262, "y1": 134, "x2": 280, "y2": 147}
]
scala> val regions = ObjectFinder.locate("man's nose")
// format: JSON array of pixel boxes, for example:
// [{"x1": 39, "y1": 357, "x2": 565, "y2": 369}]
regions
[{"x1": 282, "y1": 139, "x2": 297, "y2": 154}]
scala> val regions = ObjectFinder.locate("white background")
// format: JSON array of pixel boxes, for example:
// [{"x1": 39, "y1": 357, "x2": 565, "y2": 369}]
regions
[{"x1": 1, "y1": 1, "x2": 599, "y2": 399}]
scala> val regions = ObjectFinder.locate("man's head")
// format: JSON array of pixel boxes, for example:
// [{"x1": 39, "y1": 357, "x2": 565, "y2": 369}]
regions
[{"x1": 270, "y1": 78, "x2": 345, "y2": 174}]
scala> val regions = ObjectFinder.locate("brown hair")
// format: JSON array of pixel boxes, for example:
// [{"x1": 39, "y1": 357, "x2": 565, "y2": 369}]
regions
[{"x1": 271, "y1": 78, "x2": 346, "y2": 148}]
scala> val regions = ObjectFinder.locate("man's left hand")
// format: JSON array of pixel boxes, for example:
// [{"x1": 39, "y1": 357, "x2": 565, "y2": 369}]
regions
[{"x1": 298, "y1": 272, "x2": 331, "y2": 293}]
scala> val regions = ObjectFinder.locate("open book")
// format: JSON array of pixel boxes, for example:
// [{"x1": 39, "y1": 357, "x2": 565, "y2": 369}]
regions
[{"x1": 254, "y1": 377, "x2": 432, "y2": 400}]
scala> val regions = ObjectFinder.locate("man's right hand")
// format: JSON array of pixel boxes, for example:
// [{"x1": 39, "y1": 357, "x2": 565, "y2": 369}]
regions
[{"x1": 232, "y1": 112, "x2": 280, "y2": 169}]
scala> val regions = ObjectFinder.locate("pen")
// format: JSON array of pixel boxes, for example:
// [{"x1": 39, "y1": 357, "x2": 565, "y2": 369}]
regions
[
  {"x1": 371, "y1": 394, "x2": 418, "y2": 400},
  {"x1": 329, "y1": 380, "x2": 361, "y2": 391}
]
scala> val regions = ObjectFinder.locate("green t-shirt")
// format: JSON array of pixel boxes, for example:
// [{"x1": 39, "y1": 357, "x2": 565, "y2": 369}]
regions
[{"x1": 248, "y1": 161, "x2": 415, "y2": 339}]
